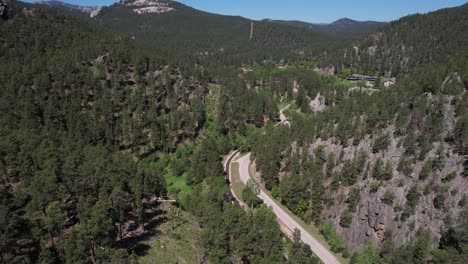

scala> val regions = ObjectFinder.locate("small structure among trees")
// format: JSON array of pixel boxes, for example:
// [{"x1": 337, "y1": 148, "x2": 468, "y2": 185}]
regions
[{"x1": 346, "y1": 74, "x2": 378, "y2": 82}]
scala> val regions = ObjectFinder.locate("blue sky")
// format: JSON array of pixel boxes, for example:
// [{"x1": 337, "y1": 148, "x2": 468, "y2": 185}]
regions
[{"x1": 24, "y1": 0, "x2": 467, "y2": 23}]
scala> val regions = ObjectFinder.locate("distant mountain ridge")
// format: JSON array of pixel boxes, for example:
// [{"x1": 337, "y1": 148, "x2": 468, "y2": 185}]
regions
[
  {"x1": 333, "y1": 3, "x2": 468, "y2": 75},
  {"x1": 83, "y1": 0, "x2": 344, "y2": 60},
  {"x1": 35, "y1": 0, "x2": 101, "y2": 17},
  {"x1": 269, "y1": 17, "x2": 387, "y2": 37}
]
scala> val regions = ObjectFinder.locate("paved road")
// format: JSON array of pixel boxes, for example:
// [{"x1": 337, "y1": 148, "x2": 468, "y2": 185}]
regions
[
  {"x1": 224, "y1": 150, "x2": 248, "y2": 208},
  {"x1": 233, "y1": 153, "x2": 341, "y2": 264}
]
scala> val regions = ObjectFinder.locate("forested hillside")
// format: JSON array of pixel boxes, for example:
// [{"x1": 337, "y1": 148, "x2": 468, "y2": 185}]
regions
[
  {"x1": 0, "y1": 3, "x2": 206, "y2": 262},
  {"x1": 325, "y1": 3, "x2": 468, "y2": 76},
  {"x1": 0, "y1": 2, "x2": 321, "y2": 263},
  {"x1": 270, "y1": 18, "x2": 386, "y2": 38},
  {"x1": 90, "y1": 0, "x2": 343, "y2": 63},
  {"x1": 238, "y1": 5, "x2": 468, "y2": 262},
  {"x1": 1, "y1": 1, "x2": 467, "y2": 263}
]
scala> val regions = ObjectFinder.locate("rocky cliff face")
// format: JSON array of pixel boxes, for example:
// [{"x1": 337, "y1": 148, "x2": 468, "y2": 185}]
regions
[
  {"x1": 118, "y1": 0, "x2": 175, "y2": 14},
  {"x1": 308, "y1": 118, "x2": 466, "y2": 252},
  {"x1": 0, "y1": 0, "x2": 9, "y2": 20},
  {"x1": 36, "y1": 1, "x2": 102, "y2": 17}
]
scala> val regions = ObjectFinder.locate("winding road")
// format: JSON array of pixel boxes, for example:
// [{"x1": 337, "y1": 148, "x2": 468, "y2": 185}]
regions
[{"x1": 225, "y1": 151, "x2": 340, "y2": 264}]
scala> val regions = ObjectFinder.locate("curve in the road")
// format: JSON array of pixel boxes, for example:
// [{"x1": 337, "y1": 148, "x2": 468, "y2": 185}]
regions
[{"x1": 228, "y1": 152, "x2": 341, "y2": 264}]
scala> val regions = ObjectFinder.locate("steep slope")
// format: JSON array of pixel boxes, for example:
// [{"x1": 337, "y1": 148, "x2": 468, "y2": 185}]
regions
[
  {"x1": 91, "y1": 0, "x2": 338, "y2": 59},
  {"x1": 240, "y1": 4, "x2": 468, "y2": 256},
  {"x1": 329, "y1": 3, "x2": 468, "y2": 75},
  {"x1": 249, "y1": 56, "x2": 467, "y2": 254},
  {"x1": 0, "y1": 2, "x2": 328, "y2": 263},
  {"x1": 216, "y1": 58, "x2": 467, "y2": 255},
  {"x1": 0, "y1": 3, "x2": 213, "y2": 262},
  {"x1": 35, "y1": 0, "x2": 101, "y2": 17}
]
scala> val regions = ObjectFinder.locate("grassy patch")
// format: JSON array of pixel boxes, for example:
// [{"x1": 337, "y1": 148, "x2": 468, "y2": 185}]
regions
[
  {"x1": 230, "y1": 163, "x2": 244, "y2": 201},
  {"x1": 165, "y1": 173, "x2": 193, "y2": 200},
  {"x1": 138, "y1": 211, "x2": 203, "y2": 264}
]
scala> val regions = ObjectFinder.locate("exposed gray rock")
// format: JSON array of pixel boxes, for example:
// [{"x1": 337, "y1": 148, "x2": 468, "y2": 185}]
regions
[
  {"x1": 308, "y1": 121, "x2": 466, "y2": 252},
  {"x1": 0, "y1": 0, "x2": 9, "y2": 20},
  {"x1": 310, "y1": 93, "x2": 326, "y2": 112},
  {"x1": 313, "y1": 66, "x2": 336, "y2": 76}
]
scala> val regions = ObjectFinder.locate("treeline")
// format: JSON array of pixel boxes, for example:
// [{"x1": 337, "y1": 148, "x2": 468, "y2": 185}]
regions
[
  {"x1": 323, "y1": 3, "x2": 468, "y2": 76},
  {"x1": 93, "y1": 0, "x2": 344, "y2": 65}
]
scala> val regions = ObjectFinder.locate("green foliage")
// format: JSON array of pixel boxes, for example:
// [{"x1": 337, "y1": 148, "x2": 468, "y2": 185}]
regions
[
  {"x1": 398, "y1": 155, "x2": 414, "y2": 176},
  {"x1": 295, "y1": 199, "x2": 308, "y2": 217},
  {"x1": 401, "y1": 186, "x2": 420, "y2": 221},
  {"x1": 419, "y1": 159, "x2": 433, "y2": 180},
  {"x1": 381, "y1": 191, "x2": 396, "y2": 205},
  {"x1": 442, "y1": 172, "x2": 457, "y2": 183},
  {"x1": 1, "y1": 1, "x2": 468, "y2": 262},
  {"x1": 242, "y1": 186, "x2": 262, "y2": 209},
  {"x1": 347, "y1": 188, "x2": 361, "y2": 212},
  {"x1": 372, "y1": 133, "x2": 390, "y2": 153},
  {"x1": 340, "y1": 160, "x2": 360, "y2": 186},
  {"x1": 91, "y1": 63, "x2": 106, "y2": 79},
  {"x1": 433, "y1": 188, "x2": 448, "y2": 209},
  {"x1": 352, "y1": 246, "x2": 380, "y2": 264},
  {"x1": 340, "y1": 211, "x2": 353, "y2": 228},
  {"x1": 95, "y1": 2, "x2": 343, "y2": 68},
  {"x1": 319, "y1": 223, "x2": 345, "y2": 253},
  {"x1": 370, "y1": 182, "x2": 380, "y2": 193},
  {"x1": 271, "y1": 185, "x2": 280, "y2": 199},
  {"x1": 372, "y1": 159, "x2": 393, "y2": 181},
  {"x1": 289, "y1": 229, "x2": 320, "y2": 264},
  {"x1": 280, "y1": 174, "x2": 308, "y2": 214},
  {"x1": 336, "y1": 4, "x2": 468, "y2": 76}
]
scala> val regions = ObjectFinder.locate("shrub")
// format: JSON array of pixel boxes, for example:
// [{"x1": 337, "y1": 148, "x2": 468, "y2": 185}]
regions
[
  {"x1": 319, "y1": 223, "x2": 345, "y2": 253},
  {"x1": 347, "y1": 188, "x2": 361, "y2": 212},
  {"x1": 295, "y1": 199, "x2": 308, "y2": 217},
  {"x1": 370, "y1": 182, "x2": 380, "y2": 193},
  {"x1": 398, "y1": 156, "x2": 413, "y2": 176},
  {"x1": 271, "y1": 186, "x2": 280, "y2": 199},
  {"x1": 442, "y1": 172, "x2": 457, "y2": 183},
  {"x1": 242, "y1": 186, "x2": 262, "y2": 208},
  {"x1": 372, "y1": 133, "x2": 390, "y2": 153},
  {"x1": 433, "y1": 189, "x2": 447, "y2": 209},
  {"x1": 381, "y1": 191, "x2": 395, "y2": 205},
  {"x1": 419, "y1": 159, "x2": 433, "y2": 180},
  {"x1": 170, "y1": 233, "x2": 181, "y2": 240},
  {"x1": 339, "y1": 211, "x2": 353, "y2": 228}
]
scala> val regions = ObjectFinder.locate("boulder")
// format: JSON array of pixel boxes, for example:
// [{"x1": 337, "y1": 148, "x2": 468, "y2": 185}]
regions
[
  {"x1": 310, "y1": 92, "x2": 326, "y2": 112},
  {"x1": 0, "y1": 1, "x2": 7, "y2": 21}
]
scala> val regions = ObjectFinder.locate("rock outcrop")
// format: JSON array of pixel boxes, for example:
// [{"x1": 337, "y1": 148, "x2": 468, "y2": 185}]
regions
[
  {"x1": 309, "y1": 123, "x2": 466, "y2": 251},
  {"x1": 310, "y1": 93, "x2": 326, "y2": 112},
  {"x1": 0, "y1": 0, "x2": 9, "y2": 21},
  {"x1": 118, "y1": 0, "x2": 175, "y2": 14},
  {"x1": 36, "y1": 1, "x2": 102, "y2": 17}
]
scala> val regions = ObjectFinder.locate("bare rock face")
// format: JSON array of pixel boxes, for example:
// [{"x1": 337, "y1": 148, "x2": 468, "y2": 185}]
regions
[
  {"x1": 310, "y1": 93, "x2": 326, "y2": 112},
  {"x1": 36, "y1": 1, "x2": 102, "y2": 18},
  {"x1": 313, "y1": 66, "x2": 336, "y2": 76},
  {"x1": 119, "y1": 0, "x2": 175, "y2": 14},
  {"x1": 0, "y1": 0, "x2": 9, "y2": 20},
  {"x1": 337, "y1": 187, "x2": 398, "y2": 250},
  {"x1": 308, "y1": 118, "x2": 466, "y2": 252}
]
